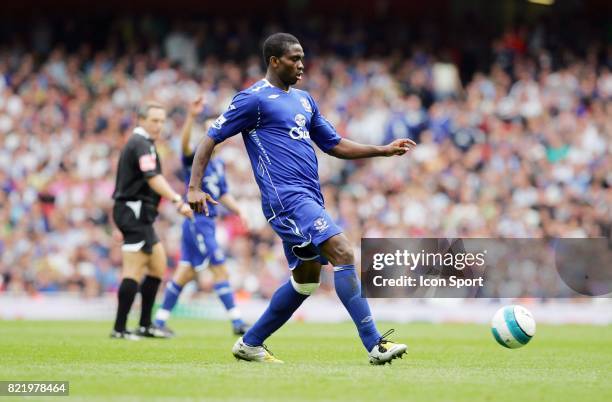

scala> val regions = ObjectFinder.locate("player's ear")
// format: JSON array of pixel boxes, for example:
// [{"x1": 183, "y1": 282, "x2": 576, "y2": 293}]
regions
[{"x1": 269, "y1": 56, "x2": 279, "y2": 68}]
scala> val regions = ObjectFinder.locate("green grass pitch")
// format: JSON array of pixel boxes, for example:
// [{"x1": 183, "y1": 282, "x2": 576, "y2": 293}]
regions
[{"x1": 0, "y1": 320, "x2": 610, "y2": 401}]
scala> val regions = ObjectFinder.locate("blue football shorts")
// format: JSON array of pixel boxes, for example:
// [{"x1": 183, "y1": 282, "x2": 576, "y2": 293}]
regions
[
  {"x1": 180, "y1": 217, "x2": 225, "y2": 271},
  {"x1": 268, "y1": 198, "x2": 343, "y2": 270}
]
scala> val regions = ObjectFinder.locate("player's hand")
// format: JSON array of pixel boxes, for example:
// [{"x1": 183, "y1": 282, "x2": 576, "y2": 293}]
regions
[
  {"x1": 189, "y1": 96, "x2": 205, "y2": 117},
  {"x1": 187, "y1": 187, "x2": 218, "y2": 216},
  {"x1": 237, "y1": 209, "x2": 251, "y2": 231},
  {"x1": 178, "y1": 202, "x2": 194, "y2": 219},
  {"x1": 383, "y1": 138, "x2": 417, "y2": 156}
]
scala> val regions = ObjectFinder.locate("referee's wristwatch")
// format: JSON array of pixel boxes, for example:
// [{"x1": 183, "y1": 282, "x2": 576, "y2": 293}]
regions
[{"x1": 171, "y1": 194, "x2": 184, "y2": 209}]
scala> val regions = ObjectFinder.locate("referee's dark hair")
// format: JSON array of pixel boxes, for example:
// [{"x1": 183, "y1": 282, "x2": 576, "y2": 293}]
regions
[
  {"x1": 262, "y1": 33, "x2": 300, "y2": 67},
  {"x1": 137, "y1": 101, "x2": 166, "y2": 120}
]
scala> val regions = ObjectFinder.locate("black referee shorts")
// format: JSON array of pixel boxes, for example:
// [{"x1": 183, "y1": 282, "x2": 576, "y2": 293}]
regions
[{"x1": 112, "y1": 201, "x2": 159, "y2": 254}]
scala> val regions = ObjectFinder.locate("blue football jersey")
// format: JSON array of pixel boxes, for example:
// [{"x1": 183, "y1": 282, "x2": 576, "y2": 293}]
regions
[
  {"x1": 183, "y1": 155, "x2": 227, "y2": 218},
  {"x1": 207, "y1": 79, "x2": 341, "y2": 220}
]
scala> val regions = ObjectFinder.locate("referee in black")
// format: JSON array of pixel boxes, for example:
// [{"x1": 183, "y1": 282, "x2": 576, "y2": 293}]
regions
[{"x1": 111, "y1": 101, "x2": 196, "y2": 339}]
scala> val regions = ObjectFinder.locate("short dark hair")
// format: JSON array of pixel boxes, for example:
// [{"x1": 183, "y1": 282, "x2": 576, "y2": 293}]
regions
[
  {"x1": 262, "y1": 33, "x2": 300, "y2": 67},
  {"x1": 137, "y1": 101, "x2": 165, "y2": 119}
]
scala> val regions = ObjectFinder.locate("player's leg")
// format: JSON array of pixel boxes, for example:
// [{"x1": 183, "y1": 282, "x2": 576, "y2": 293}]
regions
[
  {"x1": 154, "y1": 263, "x2": 196, "y2": 330},
  {"x1": 319, "y1": 233, "x2": 380, "y2": 349},
  {"x1": 155, "y1": 218, "x2": 199, "y2": 330},
  {"x1": 320, "y1": 233, "x2": 407, "y2": 364},
  {"x1": 112, "y1": 249, "x2": 147, "y2": 339},
  {"x1": 137, "y1": 240, "x2": 167, "y2": 337},
  {"x1": 242, "y1": 259, "x2": 321, "y2": 347},
  {"x1": 192, "y1": 218, "x2": 248, "y2": 334},
  {"x1": 233, "y1": 259, "x2": 321, "y2": 363},
  {"x1": 209, "y1": 263, "x2": 248, "y2": 335}
]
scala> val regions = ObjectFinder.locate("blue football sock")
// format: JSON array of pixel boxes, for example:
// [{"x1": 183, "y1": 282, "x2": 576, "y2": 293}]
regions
[
  {"x1": 242, "y1": 279, "x2": 308, "y2": 346},
  {"x1": 154, "y1": 281, "x2": 183, "y2": 327},
  {"x1": 213, "y1": 280, "x2": 244, "y2": 326},
  {"x1": 334, "y1": 264, "x2": 381, "y2": 351}
]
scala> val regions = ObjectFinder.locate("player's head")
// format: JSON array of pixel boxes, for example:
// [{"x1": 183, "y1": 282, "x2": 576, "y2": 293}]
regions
[
  {"x1": 262, "y1": 33, "x2": 304, "y2": 87},
  {"x1": 138, "y1": 101, "x2": 166, "y2": 138}
]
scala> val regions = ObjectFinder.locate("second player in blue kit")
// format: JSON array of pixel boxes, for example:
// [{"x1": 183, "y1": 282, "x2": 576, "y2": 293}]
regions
[
  {"x1": 188, "y1": 33, "x2": 416, "y2": 364},
  {"x1": 154, "y1": 98, "x2": 249, "y2": 336}
]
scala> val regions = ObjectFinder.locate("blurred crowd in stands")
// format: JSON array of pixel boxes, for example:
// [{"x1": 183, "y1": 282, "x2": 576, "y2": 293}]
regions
[{"x1": 0, "y1": 15, "x2": 610, "y2": 298}]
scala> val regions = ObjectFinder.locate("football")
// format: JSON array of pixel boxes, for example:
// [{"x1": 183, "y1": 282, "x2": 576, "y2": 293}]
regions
[{"x1": 491, "y1": 305, "x2": 536, "y2": 349}]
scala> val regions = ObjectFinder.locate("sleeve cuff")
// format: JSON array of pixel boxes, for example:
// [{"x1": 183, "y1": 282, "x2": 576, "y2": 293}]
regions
[
  {"x1": 322, "y1": 136, "x2": 342, "y2": 153},
  {"x1": 207, "y1": 131, "x2": 223, "y2": 144}
]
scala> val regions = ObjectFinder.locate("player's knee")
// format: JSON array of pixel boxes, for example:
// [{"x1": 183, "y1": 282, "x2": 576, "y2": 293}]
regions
[
  {"x1": 173, "y1": 263, "x2": 195, "y2": 285},
  {"x1": 321, "y1": 234, "x2": 355, "y2": 266},
  {"x1": 172, "y1": 273, "x2": 189, "y2": 287},
  {"x1": 148, "y1": 243, "x2": 167, "y2": 273},
  {"x1": 122, "y1": 263, "x2": 144, "y2": 281},
  {"x1": 290, "y1": 276, "x2": 320, "y2": 296},
  {"x1": 329, "y1": 243, "x2": 354, "y2": 266},
  {"x1": 210, "y1": 264, "x2": 229, "y2": 282}
]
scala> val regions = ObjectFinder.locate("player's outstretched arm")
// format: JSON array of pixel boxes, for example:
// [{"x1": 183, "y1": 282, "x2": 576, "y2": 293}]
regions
[
  {"x1": 180, "y1": 96, "x2": 205, "y2": 156},
  {"x1": 328, "y1": 138, "x2": 416, "y2": 160},
  {"x1": 146, "y1": 175, "x2": 194, "y2": 219},
  {"x1": 187, "y1": 136, "x2": 218, "y2": 215}
]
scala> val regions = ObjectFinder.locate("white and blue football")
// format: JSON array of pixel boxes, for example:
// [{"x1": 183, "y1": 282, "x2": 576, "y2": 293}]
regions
[{"x1": 491, "y1": 305, "x2": 536, "y2": 349}]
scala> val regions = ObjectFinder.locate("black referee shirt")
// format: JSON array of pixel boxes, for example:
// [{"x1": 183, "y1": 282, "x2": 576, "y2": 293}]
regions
[{"x1": 112, "y1": 128, "x2": 162, "y2": 208}]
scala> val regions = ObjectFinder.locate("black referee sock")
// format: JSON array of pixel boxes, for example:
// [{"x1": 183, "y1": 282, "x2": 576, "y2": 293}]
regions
[
  {"x1": 139, "y1": 275, "x2": 161, "y2": 328},
  {"x1": 113, "y1": 278, "x2": 139, "y2": 332}
]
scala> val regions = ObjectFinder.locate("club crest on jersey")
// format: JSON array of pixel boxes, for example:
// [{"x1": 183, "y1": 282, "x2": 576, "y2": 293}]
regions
[
  {"x1": 295, "y1": 114, "x2": 306, "y2": 127},
  {"x1": 300, "y1": 97, "x2": 312, "y2": 113},
  {"x1": 313, "y1": 217, "x2": 329, "y2": 233},
  {"x1": 289, "y1": 113, "x2": 310, "y2": 140}
]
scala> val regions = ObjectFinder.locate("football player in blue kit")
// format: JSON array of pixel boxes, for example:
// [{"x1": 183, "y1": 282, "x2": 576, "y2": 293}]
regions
[
  {"x1": 154, "y1": 97, "x2": 249, "y2": 336},
  {"x1": 187, "y1": 33, "x2": 416, "y2": 364}
]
